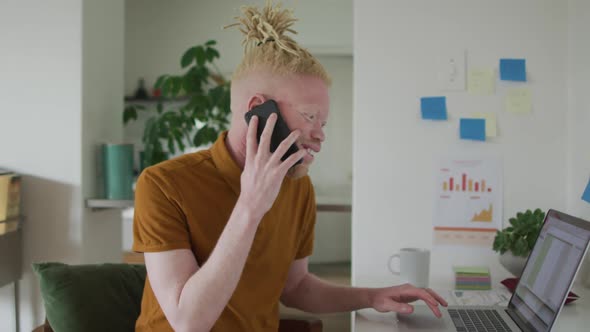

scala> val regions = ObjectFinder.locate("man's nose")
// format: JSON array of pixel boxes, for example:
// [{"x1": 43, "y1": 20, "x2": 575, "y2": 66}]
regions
[{"x1": 310, "y1": 123, "x2": 325, "y2": 142}]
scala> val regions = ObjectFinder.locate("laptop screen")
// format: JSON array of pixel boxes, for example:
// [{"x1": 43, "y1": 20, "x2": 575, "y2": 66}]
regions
[{"x1": 507, "y1": 210, "x2": 590, "y2": 332}]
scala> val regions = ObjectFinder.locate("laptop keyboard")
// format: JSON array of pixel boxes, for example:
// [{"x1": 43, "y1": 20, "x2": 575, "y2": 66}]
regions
[{"x1": 448, "y1": 309, "x2": 512, "y2": 332}]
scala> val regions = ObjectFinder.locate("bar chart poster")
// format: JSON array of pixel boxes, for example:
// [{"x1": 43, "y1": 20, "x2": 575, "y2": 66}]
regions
[{"x1": 433, "y1": 157, "x2": 503, "y2": 247}]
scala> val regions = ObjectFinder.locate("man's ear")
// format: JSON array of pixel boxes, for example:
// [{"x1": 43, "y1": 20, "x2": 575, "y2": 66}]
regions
[{"x1": 246, "y1": 94, "x2": 267, "y2": 111}]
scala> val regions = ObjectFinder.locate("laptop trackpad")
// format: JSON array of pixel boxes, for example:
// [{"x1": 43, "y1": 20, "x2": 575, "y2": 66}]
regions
[{"x1": 397, "y1": 306, "x2": 452, "y2": 331}]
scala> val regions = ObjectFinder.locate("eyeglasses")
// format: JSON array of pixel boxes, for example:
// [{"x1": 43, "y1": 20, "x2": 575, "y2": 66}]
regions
[{"x1": 297, "y1": 110, "x2": 327, "y2": 128}]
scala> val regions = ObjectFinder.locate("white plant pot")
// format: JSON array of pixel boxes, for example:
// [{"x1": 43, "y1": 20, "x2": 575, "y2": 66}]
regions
[{"x1": 499, "y1": 252, "x2": 528, "y2": 277}]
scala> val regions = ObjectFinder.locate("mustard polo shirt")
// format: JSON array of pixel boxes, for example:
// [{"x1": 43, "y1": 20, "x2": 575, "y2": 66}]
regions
[{"x1": 133, "y1": 131, "x2": 316, "y2": 331}]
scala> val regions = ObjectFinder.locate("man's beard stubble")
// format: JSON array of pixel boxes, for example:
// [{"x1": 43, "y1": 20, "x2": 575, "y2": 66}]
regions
[{"x1": 286, "y1": 162, "x2": 309, "y2": 179}]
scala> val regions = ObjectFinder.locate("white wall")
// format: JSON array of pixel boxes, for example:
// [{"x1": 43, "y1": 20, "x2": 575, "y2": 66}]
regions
[
  {"x1": 81, "y1": 0, "x2": 125, "y2": 263},
  {"x1": 567, "y1": 0, "x2": 590, "y2": 283},
  {"x1": 309, "y1": 55, "x2": 353, "y2": 263},
  {"x1": 0, "y1": 1, "x2": 84, "y2": 330},
  {"x1": 0, "y1": 0, "x2": 124, "y2": 330},
  {"x1": 124, "y1": 0, "x2": 352, "y2": 95},
  {"x1": 353, "y1": 0, "x2": 569, "y2": 287},
  {"x1": 124, "y1": 0, "x2": 354, "y2": 262}
]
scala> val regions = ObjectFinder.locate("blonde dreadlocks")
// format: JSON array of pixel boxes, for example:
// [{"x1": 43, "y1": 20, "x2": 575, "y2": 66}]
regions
[{"x1": 225, "y1": 0, "x2": 331, "y2": 85}]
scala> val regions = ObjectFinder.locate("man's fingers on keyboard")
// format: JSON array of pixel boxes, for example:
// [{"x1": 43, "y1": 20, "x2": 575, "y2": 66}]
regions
[{"x1": 426, "y1": 288, "x2": 449, "y2": 306}]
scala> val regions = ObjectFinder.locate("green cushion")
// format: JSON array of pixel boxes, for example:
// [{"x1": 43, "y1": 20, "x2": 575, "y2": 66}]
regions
[{"x1": 32, "y1": 262, "x2": 146, "y2": 332}]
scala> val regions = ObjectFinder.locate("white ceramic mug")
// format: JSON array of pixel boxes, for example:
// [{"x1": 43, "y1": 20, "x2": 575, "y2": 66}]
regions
[{"x1": 388, "y1": 248, "x2": 430, "y2": 288}]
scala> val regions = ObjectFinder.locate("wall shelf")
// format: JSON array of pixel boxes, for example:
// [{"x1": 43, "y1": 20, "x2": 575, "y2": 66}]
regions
[
  {"x1": 317, "y1": 203, "x2": 351, "y2": 213},
  {"x1": 86, "y1": 199, "x2": 134, "y2": 211},
  {"x1": 86, "y1": 198, "x2": 350, "y2": 213},
  {"x1": 124, "y1": 96, "x2": 188, "y2": 104}
]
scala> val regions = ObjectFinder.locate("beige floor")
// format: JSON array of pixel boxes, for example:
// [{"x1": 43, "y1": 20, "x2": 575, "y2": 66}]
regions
[{"x1": 279, "y1": 262, "x2": 351, "y2": 332}]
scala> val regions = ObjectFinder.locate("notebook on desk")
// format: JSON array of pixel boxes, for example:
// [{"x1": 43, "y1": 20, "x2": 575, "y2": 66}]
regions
[{"x1": 396, "y1": 209, "x2": 590, "y2": 332}]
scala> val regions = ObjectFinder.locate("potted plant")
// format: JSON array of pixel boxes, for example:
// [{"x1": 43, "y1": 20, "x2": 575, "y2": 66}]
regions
[
  {"x1": 493, "y1": 208, "x2": 545, "y2": 276},
  {"x1": 124, "y1": 40, "x2": 231, "y2": 169}
]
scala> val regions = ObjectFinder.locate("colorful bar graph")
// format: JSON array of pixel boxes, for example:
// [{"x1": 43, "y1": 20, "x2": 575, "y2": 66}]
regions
[{"x1": 442, "y1": 173, "x2": 493, "y2": 193}]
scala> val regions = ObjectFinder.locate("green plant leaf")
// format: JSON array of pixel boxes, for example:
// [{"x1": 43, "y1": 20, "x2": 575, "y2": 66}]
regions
[
  {"x1": 198, "y1": 66, "x2": 210, "y2": 83},
  {"x1": 124, "y1": 39, "x2": 231, "y2": 165},
  {"x1": 161, "y1": 77, "x2": 172, "y2": 97},
  {"x1": 209, "y1": 85, "x2": 225, "y2": 107},
  {"x1": 167, "y1": 137, "x2": 176, "y2": 154},
  {"x1": 154, "y1": 75, "x2": 168, "y2": 89},
  {"x1": 492, "y1": 232, "x2": 502, "y2": 251},
  {"x1": 192, "y1": 125, "x2": 218, "y2": 147},
  {"x1": 143, "y1": 117, "x2": 156, "y2": 144},
  {"x1": 509, "y1": 217, "x2": 517, "y2": 226},
  {"x1": 513, "y1": 238, "x2": 529, "y2": 256},
  {"x1": 171, "y1": 76, "x2": 183, "y2": 97},
  {"x1": 142, "y1": 117, "x2": 158, "y2": 166},
  {"x1": 495, "y1": 209, "x2": 545, "y2": 256},
  {"x1": 206, "y1": 126, "x2": 219, "y2": 142},
  {"x1": 205, "y1": 47, "x2": 220, "y2": 62},
  {"x1": 193, "y1": 125, "x2": 208, "y2": 147},
  {"x1": 195, "y1": 46, "x2": 206, "y2": 66},
  {"x1": 172, "y1": 128, "x2": 185, "y2": 151},
  {"x1": 182, "y1": 73, "x2": 195, "y2": 94},
  {"x1": 184, "y1": 67, "x2": 203, "y2": 93},
  {"x1": 123, "y1": 106, "x2": 138, "y2": 125},
  {"x1": 180, "y1": 47, "x2": 196, "y2": 68}
]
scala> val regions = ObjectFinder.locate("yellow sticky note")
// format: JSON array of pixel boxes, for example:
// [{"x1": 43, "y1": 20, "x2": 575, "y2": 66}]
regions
[
  {"x1": 506, "y1": 88, "x2": 532, "y2": 113},
  {"x1": 468, "y1": 68, "x2": 495, "y2": 95},
  {"x1": 472, "y1": 112, "x2": 497, "y2": 137}
]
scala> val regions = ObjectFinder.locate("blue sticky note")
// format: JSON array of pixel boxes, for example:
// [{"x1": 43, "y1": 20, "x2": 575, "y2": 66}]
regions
[
  {"x1": 582, "y1": 178, "x2": 590, "y2": 204},
  {"x1": 420, "y1": 96, "x2": 447, "y2": 120},
  {"x1": 500, "y1": 59, "x2": 527, "y2": 82},
  {"x1": 460, "y1": 118, "x2": 486, "y2": 141}
]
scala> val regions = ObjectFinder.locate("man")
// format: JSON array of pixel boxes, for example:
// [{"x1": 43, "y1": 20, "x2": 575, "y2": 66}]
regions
[{"x1": 133, "y1": 1, "x2": 447, "y2": 331}]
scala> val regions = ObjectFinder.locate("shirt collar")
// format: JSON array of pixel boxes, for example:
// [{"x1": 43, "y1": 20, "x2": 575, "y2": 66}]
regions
[{"x1": 210, "y1": 131, "x2": 242, "y2": 195}]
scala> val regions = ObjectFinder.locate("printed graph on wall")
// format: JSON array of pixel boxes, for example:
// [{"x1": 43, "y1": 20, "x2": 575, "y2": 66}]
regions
[{"x1": 433, "y1": 157, "x2": 503, "y2": 247}]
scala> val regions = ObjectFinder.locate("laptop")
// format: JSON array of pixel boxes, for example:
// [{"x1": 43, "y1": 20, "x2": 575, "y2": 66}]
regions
[{"x1": 396, "y1": 209, "x2": 590, "y2": 332}]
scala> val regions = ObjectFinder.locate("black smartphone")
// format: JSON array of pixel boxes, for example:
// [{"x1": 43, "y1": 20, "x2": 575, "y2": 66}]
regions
[{"x1": 244, "y1": 99, "x2": 302, "y2": 165}]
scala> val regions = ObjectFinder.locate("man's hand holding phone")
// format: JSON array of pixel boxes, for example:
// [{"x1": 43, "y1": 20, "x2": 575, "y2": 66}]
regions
[{"x1": 239, "y1": 113, "x2": 308, "y2": 221}]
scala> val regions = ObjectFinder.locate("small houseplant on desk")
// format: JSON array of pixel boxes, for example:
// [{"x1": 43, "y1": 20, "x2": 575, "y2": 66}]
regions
[
  {"x1": 493, "y1": 208, "x2": 545, "y2": 276},
  {"x1": 124, "y1": 40, "x2": 231, "y2": 169}
]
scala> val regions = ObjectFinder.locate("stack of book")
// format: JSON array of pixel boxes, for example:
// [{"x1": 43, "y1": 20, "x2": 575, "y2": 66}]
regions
[
  {"x1": 0, "y1": 169, "x2": 21, "y2": 235},
  {"x1": 454, "y1": 266, "x2": 491, "y2": 290}
]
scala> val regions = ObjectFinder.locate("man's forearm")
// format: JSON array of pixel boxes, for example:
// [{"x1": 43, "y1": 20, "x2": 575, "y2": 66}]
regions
[
  {"x1": 283, "y1": 273, "x2": 374, "y2": 314},
  {"x1": 174, "y1": 200, "x2": 261, "y2": 331}
]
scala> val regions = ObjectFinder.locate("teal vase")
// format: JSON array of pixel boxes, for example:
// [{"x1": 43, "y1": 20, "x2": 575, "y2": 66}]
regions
[{"x1": 102, "y1": 143, "x2": 134, "y2": 200}]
